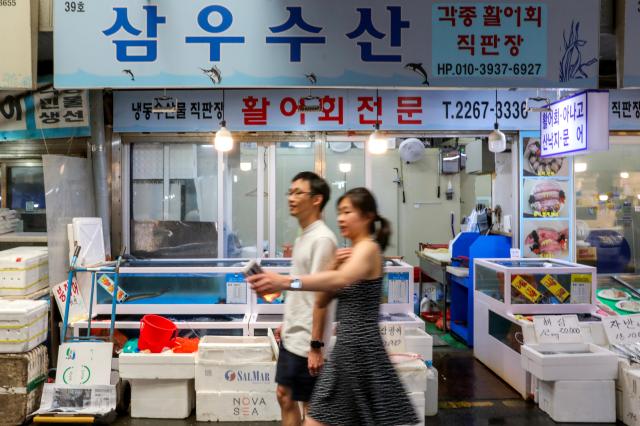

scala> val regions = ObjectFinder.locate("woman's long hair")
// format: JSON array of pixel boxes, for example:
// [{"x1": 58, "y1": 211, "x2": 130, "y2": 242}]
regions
[{"x1": 338, "y1": 187, "x2": 391, "y2": 251}]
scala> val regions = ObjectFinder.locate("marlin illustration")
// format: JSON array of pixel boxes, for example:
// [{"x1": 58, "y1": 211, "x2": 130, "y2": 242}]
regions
[
  {"x1": 201, "y1": 65, "x2": 222, "y2": 85},
  {"x1": 305, "y1": 73, "x2": 317, "y2": 85},
  {"x1": 122, "y1": 69, "x2": 135, "y2": 81},
  {"x1": 404, "y1": 63, "x2": 429, "y2": 86}
]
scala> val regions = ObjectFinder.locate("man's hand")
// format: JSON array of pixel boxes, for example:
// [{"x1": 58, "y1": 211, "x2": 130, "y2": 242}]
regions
[
  {"x1": 274, "y1": 325, "x2": 282, "y2": 344},
  {"x1": 247, "y1": 271, "x2": 290, "y2": 294},
  {"x1": 308, "y1": 348, "x2": 324, "y2": 377}
]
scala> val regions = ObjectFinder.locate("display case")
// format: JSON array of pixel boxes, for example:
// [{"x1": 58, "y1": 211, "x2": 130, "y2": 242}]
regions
[
  {"x1": 596, "y1": 274, "x2": 640, "y2": 316},
  {"x1": 473, "y1": 258, "x2": 602, "y2": 398},
  {"x1": 474, "y1": 258, "x2": 596, "y2": 315},
  {"x1": 249, "y1": 258, "x2": 423, "y2": 336}
]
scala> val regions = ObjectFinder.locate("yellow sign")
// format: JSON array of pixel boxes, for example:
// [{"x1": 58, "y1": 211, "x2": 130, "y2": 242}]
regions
[
  {"x1": 540, "y1": 275, "x2": 570, "y2": 302},
  {"x1": 571, "y1": 273, "x2": 592, "y2": 284},
  {"x1": 511, "y1": 275, "x2": 543, "y2": 303}
]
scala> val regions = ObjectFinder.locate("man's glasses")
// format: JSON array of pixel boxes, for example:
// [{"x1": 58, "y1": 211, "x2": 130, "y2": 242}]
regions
[{"x1": 286, "y1": 190, "x2": 314, "y2": 197}]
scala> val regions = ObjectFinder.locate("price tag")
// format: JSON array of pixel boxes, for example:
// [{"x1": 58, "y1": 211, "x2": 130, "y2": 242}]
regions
[
  {"x1": 510, "y1": 248, "x2": 521, "y2": 259},
  {"x1": 539, "y1": 274, "x2": 570, "y2": 302},
  {"x1": 602, "y1": 315, "x2": 640, "y2": 346},
  {"x1": 226, "y1": 273, "x2": 247, "y2": 304},
  {"x1": 533, "y1": 315, "x2": 583, "y2": 343},
  {"x1": 570, "y1": 274, "x2": 592, "y2": 304},
  {"x1": 511, "y1": 275, "x2": 543, "y2": 303},
  {"x1": 387, "y1": 272, "x2": 410, "y2": 304},
  {"x1": 52, "y1": 279, "x2": 88, "y2": 323},
  {"x1": 379, "y1": 323, "x2": 405, "y2": 352}
]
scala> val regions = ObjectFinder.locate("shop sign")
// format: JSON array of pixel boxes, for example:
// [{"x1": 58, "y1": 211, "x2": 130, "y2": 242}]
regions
[
  {"x1": 539, "y1": 90, "x2": 609, "y2": 157},
  {"x1": 54, "y1": 0, "x2": 599, "y2": 89},
  {"x1": 610, "y1": 90, "x2": 640, "y2": 130},
  {"x1": 0, "y1": 85, "x2": 91, "y2": 142},
  {"x1": 621, "y1": 0, "x2": 640, "y2": 88},
  {"x1": 0, "y1": 0, "x2": 37, "y2": 89}
]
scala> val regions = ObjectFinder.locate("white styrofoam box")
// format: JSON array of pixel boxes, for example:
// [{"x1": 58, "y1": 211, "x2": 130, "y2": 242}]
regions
[
  {"x1": 119, "y1": 352, "x2": 195, "y2": 380},
  {"x1": 521, "y1": 343, "x2": 618, "y2": 381},
  {"x1": 618, "y1": 365, "x2": 640, "y2": 426},
  {"x1": 0, "y1": 247, "x2": 48, "y2": 297},
  {"x1": 197, "y1": 336, "x2": 273, "y2": 363},
  {"x1": 407, "y1": 392, "x2": 425, "y2": 426},
  {"x1": 130, "y1": 379, "x2": 194, "y2": 419},
  {"x1": 538, "y1": 379, "x2": 615, "y2": 423},
  {"x1": 394, "y1": 359, "x2": 428, "y2": 393},
  {"x1": 387, "y1": 327, "x2": 433, "y2": 362},
  {"x1": 0, "y1": 299, "x2": 48, "y2": 353},
  {"x1": 196, "y1": 391, "x2": 280, "y2": 422},
  {"x1": 195, "y1": 360, "x2": 276, "y2": 392},
  {"x1": 72, "y1": 218, "x2": 106, "y2": 266}
]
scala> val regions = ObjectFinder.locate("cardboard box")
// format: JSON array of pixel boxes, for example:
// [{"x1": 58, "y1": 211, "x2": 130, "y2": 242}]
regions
[
  {"x1": 0, "y1": 345, "x2": 47, "y2": 425},
  {"x1": 195, "y1": 360, "x2": 276, "y2": 392},
  {"x1": 0, "y1": 247, "x2": 48, "y2": 297},
  {"x1": 130, "y1": 379, "x2": 194, "y2": 419},
  {"x1": 196, "y1": 391, "x2": 280, "y2": 422}
]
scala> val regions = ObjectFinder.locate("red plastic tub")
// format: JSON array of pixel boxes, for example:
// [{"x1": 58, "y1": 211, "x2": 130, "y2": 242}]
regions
[{"x1": 138, "y1": 314, "x2": 177, "y2": 353}]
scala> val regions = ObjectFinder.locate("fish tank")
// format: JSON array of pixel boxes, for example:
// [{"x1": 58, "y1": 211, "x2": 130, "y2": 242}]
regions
[{"x1": 474, "y1": 258, "x2": 597, "y2": 314}]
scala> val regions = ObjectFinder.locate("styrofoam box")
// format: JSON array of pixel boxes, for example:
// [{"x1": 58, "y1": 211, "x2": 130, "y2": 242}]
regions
[
  {"x1": 538, "y1": 379, "x2": 615, "y2": 423},
  {"x1": 198, "y1": 336, "x2": 273, "y2": 363},
  {"x1": 196, "y1": 391, "x2": 280, "y2": 422},
  {"x1": 0, "y1": 247, "x2": 48, "y2": 297},
  {"x1": 394, "y1": 359, "x2": 428, "y2": 393},
  {"x1": 196, "y1": 359, "x2": 276, "y2": 392},
  {"x1": 618, "y1": 363, "x2": 640, "y2": 426},
  {"x1": 130, "y1": 378, "x2": 194, "y2": 419},
  {"x1": 0, "y1": 299, "x2": 48, "y2": 353},
  {"x1": 388, "y1": 328, "x2": 433, "y2": 362},
  {"x1": 119, "y1": 352, "x2": 195, "y2": 380},
  {"x1": 407, "y1": 392, "x2": 426, "y2": 426},
  {"x1": 521, "y1": 343, "x2": 618, "y2": 381}
]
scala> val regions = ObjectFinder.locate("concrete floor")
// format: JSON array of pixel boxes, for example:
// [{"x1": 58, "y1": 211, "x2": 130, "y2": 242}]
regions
[{"x1": 110, "y1": 347, "x2": 620, "y2": 426}]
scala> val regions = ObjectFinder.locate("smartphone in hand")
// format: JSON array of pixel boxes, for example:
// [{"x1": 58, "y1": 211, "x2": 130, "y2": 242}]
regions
[{"x1": 242, "y1": 260, "x2": 264, "y2": 277}]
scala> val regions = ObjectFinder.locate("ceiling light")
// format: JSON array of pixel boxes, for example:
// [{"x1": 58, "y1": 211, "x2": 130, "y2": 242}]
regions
[
  {"x1": 289, "y1": 141, "x2": 312, "y2": 149},
  {"x1": 339, "y1": 163, "x2": 352, "y2": 173},
  {"x1": 621, "y1": 172, "x2": 630, "y2": 179},
  {"x1": 367, "y1": 127, "x2": 388, "y2": 155},
  {"x1": 574, "y1": 162, "x2": 587, "y2": 173},
  {"x1": 214, "y1": 121, "x2": 233, "y2": 152},
  {"x1": 240, "y1": 162, "x2": 252, "y2": 172},
  {"x1": 488, "y1": 124, "x2": 506, "y2": 153},
  {"x1": 599, "y1": 194, "x2": 609, "y2": 202}
]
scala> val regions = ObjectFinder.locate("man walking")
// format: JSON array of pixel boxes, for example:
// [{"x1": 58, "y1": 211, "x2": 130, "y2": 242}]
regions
[{"x1": 276, "y1": 171, "x2": 337, "y2": 426}]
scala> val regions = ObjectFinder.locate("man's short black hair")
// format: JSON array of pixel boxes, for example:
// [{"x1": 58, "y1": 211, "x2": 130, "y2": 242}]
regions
[{"x1": 291, "y1": 171, "x2": 331, "y2": 211}]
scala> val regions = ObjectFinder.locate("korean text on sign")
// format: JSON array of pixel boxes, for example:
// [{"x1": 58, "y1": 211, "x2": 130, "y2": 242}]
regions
[{"x1": 540, "y1": 92, "x2": 587, "y2": 156}]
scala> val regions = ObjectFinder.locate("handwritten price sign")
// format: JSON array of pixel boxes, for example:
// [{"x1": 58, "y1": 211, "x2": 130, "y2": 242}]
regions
[
  {"x1": 379, "y1": 324, "x2": 405, "y2": 352},
  {"x1": 533, "y1": 315, "x2": 582, "y2": 343},
  {"x1": 602, "y1": 315, "x2": 640, "y2": 345}
]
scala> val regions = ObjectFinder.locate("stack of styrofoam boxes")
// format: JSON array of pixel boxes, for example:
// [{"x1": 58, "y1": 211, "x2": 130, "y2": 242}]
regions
[
  {"x1": 0, "y1": 299, "x2": 49, "y2": 425},
  {"x1": 615, "y1": 358, "x2": 640, "y2": 425},
  {"x1": 119, "y1": 351, "x2": 196, "y2": 419},
  {"x1": 0, "y1": 247, "x2": 49, "y2": 300},
  {"x1": 196, "y1": 334, "x2": 281, "y2": 422},
  {"x1": 395, "y1": 358, "x2": 428, "y2": 426},
  {"x1": 521, "y1": 342, "x2": 618, "y2": 423}
]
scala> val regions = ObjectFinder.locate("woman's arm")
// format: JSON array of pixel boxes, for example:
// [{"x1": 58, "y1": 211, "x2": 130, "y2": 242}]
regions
[{"x1": 248, "y1": 240, "x2": 379, "y2": 293}]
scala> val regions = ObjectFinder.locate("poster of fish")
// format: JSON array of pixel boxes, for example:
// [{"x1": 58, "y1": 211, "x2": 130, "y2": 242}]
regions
[
  {"x1": 522, "y1": 220, "x2": 570, "y2": 259},
  {"x1": 523, "y1": 179, "x2": 569, "y2": 218},
  {"x1": 522, "y1": 137, "x2": 570, "y2": 177}
]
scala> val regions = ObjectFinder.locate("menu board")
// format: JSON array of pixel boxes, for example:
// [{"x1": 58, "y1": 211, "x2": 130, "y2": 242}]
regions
[{"x1": 519, "y1": 131, "x2": 574, "y2": 261}]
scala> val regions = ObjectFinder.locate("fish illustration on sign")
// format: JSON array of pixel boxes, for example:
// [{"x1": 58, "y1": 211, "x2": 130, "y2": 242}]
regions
[
  {"x1": 201, "y1": 65, "x2": 222, "y2": 85},
  {"x1": 122, "y1": 69, "x2": 135, "y2": 81},
  {"x1": 404, "y1": 63, "x2": 429, "y2": 86}
]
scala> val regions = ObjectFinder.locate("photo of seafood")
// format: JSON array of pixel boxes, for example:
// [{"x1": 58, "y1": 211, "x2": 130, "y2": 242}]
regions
[
  {"x1": 523, "y1": 137, "x2": 569, "y2": 177},
  {"x1": 523, "y1": 221, "x2": 570, "y2": 259},
  {"x1": 524, "y1": 179, "x2": 568, "y2": 217}
]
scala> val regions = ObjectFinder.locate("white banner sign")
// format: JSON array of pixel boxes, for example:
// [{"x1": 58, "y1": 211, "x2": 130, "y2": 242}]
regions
[
  {"x1": 533, "y1": 315, "x2": 583, "y2": 344},
  {"x1": 0, "y1": 0, "x2": 37, "y2": 89},
  {"x1": 603, "y1": 315, "x2": 640, "y2": 346}
]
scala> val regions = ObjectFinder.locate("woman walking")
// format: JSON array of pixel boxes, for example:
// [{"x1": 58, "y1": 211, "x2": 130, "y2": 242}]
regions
[{"x1": 249, "y1": 187, "x2": 419, "y2": 426}]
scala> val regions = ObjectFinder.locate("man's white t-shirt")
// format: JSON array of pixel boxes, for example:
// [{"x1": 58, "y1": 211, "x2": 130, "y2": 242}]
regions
[{"x1": 281, "y1": 220, "x2": 337, "y2": 358}]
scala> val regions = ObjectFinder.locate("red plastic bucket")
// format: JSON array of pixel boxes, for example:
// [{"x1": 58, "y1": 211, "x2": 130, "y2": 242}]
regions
[{"x1": 138, "y1": 314, "x2": 178, "y2": 353}]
